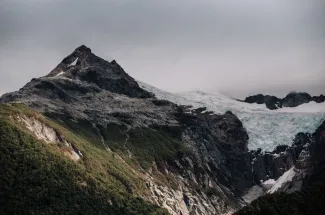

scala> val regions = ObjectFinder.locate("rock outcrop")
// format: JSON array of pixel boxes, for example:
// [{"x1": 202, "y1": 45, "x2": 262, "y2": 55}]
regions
[
  {"x1": 243, "y1": 92, "x2": 325, "y2": 110},
  {"x1": 16, "y1": 114, "x2": 82, "y2": 161}
]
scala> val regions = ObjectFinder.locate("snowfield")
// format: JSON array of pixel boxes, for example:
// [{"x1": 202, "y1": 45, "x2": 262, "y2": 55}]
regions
[
  {"x1": 267, "y1": 167, "x2": 296, "y2": 194},
  {"x1": 138, "y1": 81, "x2": 325, "y2": 151}
]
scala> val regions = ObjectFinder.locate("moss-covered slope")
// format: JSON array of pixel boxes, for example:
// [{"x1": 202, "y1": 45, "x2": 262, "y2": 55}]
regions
[{"x1": 0, "y1": 104, "x2": 168, "y2": 215}]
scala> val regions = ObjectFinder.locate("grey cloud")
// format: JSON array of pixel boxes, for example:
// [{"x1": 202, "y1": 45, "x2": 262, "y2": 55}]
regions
[{"x1": 0, "y1": 0, "x2": 324, "y2": 98}]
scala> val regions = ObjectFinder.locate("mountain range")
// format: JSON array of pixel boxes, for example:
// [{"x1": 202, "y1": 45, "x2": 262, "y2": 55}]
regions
[{"x1": 1, "y1": 45, "x2": 324, "y2": 215}]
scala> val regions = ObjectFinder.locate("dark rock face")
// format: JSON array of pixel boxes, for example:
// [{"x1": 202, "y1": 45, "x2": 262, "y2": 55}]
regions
[
  {"x1": 312, "y1": 94, "x2": 325, "y2": 103},
  {"x1": 244, "y1": 94, "x2": 265, "y2": 104},
  {"x1": 302, "y1": 120, "x2": 325, "y2": 179},
  {"x1": 244, "y1": 94, "x2": 282, "y2": 110},
  {"x1": 46, "y1": 45, "x2": 154, "y2": 99},
  {"x1": 174, "y1": 108, "x2": 252, "y2": 195},
  {"x1": 264, "y1": 95, "x2": 282, "y2": 110},
  {"x1": 244, "y1": 92, "x2": 325, "y2": 110},
  {"x1": 282, "y1": 92, "x2": 312, "y2": 107}
]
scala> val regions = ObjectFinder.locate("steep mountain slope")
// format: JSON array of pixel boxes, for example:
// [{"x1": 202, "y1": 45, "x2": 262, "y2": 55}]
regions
[
  {"x1": 1, "y1": 45, "x2": 324, "y2": 215},
  {"x1": 0, "y1": 103, "x2": 168, "y2": 215}
]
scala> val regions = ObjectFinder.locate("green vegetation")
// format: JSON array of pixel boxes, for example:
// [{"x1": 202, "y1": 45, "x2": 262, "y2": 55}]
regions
[
  {"x1": 43, "y1": 112, "x2": 103, "y2": 147},
  {"x1": 99, "y1": 122, "x2": 128, "y2": 151},
  {"x1": 44, "y1": 112, "x2": 190, "y2": 185},
  {"x1": 126, "y1": 126, "x2": 191, "y2": 170},
  {"x1": 46, "y1": 110, "x2": 193, "y2": 191},
  {"x1": 0, "y1": 104, "x2": 169, "y2": 215},
  {"x1": 86, "y1": 121, "x2": 192, "y2": 170}
]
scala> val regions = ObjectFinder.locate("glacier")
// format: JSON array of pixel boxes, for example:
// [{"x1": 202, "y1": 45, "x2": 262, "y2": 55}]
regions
[{"x1": 138, "y1": 81, "x2": 325, "y2": 151}]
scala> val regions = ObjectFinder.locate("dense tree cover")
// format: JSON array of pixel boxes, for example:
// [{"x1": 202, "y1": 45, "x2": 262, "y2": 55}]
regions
[
  {"x1": 0, "y1": 111, "x2": 168, "y2": 215},
  {"x1": 50, "y1": 114, "x2": 192, "y2": 171},
  {"x1": 235, "y1": 175, "x2": 325, "y2": 215}
]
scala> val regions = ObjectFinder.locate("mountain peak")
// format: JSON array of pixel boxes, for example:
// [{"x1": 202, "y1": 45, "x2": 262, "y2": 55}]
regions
[
  {"x1": 28, "y1": 46, "x2": 155, "y2": 99},
  {"x1": 46, "y1": 45, "x2": 93, "y2": 77},
  {"x1": 74, "y1": 45, "x2": 91, "y2": 54}
]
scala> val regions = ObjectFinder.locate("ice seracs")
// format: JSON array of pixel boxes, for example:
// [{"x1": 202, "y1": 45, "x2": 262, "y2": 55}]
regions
[{"x1": 138, "y1": 81, "x2": 325, "y2": 151}]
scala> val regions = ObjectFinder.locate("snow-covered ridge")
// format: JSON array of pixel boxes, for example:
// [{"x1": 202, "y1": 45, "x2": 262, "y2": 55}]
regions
[{"x1": 138, "y1": 81, "x2": 325, "y2": 151}]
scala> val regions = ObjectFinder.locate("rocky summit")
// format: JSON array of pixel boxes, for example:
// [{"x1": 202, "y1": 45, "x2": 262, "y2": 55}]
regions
[
  {"x1": 243, "y1": 92, "x2": 325, "y2": 110},
  {"x1": 1, "y1": 45, "x2": 325, "y2": 215}
]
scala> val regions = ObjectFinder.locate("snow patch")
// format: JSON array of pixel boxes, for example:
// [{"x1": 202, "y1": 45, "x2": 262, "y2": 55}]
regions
[
  {"x1": 56, "y1": 71, "x2": 65, "y2": 76},
  {"x1": 263, "y1": 179, "x2": 276, "y2": 185},
  {"x1": 268, "y1": 167, "x2": 296, "y2": 194},
  {"x1": 242, "y1": 185, "x2": 264, "y2": 203},
  {"x1": 68, "y1": 57, "x2": 78, "y2": 67}
]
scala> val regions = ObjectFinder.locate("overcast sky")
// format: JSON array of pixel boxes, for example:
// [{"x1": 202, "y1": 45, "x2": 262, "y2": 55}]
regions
[{"x1": 1, "y1": 0, "x2": 324, "y2": 98}]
